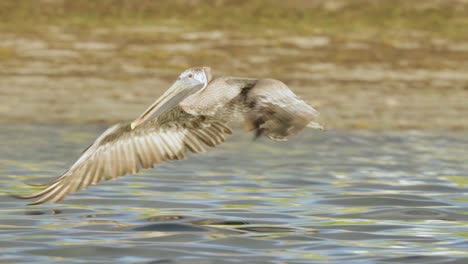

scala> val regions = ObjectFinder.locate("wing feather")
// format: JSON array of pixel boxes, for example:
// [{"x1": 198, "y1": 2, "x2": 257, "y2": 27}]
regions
[
  {"x1": 15, "y1": 109, "x2": 231, "y2": 204},
  {"x1": 243, "y1": 78, "x2": 322, "y2": 140}
]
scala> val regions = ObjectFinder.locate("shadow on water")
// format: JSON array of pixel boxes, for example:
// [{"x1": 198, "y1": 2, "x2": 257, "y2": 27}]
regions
[{"x1": 0, "y1": 124, "x2": 467, "y2": 263}]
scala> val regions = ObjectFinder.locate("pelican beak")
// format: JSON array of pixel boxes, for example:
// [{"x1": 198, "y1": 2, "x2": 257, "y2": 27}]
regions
[{"x1": 131, "y1": 75, "x2": 207, "y2": 130}]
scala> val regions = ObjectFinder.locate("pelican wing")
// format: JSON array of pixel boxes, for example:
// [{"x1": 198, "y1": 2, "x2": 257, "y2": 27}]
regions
[
  {"x1": 242, "y1": 78, "x2": 322, "y2": 141},
  {"x1": 15, "y1": 108, "x2": 232, "y2": 205}
]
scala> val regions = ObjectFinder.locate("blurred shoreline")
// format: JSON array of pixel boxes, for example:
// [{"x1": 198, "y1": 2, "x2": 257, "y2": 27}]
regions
[{"x1": 1, "y1": 0, "x2": 468, "y2": 130}]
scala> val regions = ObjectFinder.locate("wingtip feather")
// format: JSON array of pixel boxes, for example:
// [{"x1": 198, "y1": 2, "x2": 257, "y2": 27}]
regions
[{"x1": 307, "y1": 122, "x2": 324, "y2": 130}]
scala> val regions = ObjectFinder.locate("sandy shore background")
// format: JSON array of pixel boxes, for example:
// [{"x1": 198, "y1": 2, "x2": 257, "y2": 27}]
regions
[{"x1": 1, "y1": 0, "x2": 468, "y2": 130}]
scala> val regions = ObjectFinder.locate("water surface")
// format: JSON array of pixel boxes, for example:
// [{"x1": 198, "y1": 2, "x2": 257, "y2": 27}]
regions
[{"x1": 1, "y1": 124, "x2": 467, "y2": 263}]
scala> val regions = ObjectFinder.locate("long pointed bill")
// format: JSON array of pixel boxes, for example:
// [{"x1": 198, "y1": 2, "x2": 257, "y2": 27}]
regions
[{"x1": 131, "y1": 80, "x2": 205, "y2": 130}]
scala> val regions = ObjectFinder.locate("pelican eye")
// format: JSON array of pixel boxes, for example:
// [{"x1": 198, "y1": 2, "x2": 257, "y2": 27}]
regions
[{"x1": 188, "y1": 73, "x2": 193, "y2": 78}]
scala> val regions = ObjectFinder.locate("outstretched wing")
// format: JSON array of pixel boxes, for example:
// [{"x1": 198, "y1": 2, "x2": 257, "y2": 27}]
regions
[
  {"x1": 14, "y1": 107, "x2": 232, "y2": 205},
  {"x1": 242, "y1": 78, "x2": 322, "y2": 141},
  {"x1": 181, "y1": 76, "x2": 322, "y2": 141}
]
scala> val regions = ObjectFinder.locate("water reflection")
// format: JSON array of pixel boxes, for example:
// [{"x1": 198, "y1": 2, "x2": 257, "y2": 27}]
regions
[{"x1": 0, "y1": 124, "x2": 467, "y2": 263}]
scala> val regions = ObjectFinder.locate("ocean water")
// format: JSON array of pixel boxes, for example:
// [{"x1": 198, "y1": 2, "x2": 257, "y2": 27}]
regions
[{"x1": 1, "y1": 124, "x2": 467, "y2": 263}]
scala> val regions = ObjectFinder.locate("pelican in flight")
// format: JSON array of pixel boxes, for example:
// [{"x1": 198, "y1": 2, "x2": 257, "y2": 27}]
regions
[{"x1": 15, "y1": 67, "x2": 322, "y2": 205}]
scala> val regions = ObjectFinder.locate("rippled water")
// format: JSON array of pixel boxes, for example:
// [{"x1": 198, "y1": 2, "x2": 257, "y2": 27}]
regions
[{"x1": 1, "y1": 124, "x2": 467, "y2": 263}]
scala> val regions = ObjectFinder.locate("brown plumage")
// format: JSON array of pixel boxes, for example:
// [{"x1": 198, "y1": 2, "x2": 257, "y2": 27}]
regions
[
  {"x1": 14, "y1": 67, "x2": 322, "y2": 205},
  {"x1": 181, "y1": 77, "x2": 321, "y2": 141}
]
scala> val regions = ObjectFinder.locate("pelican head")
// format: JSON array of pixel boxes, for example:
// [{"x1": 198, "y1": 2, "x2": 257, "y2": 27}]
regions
[{"x1": 131, "y1": 67, "x2": 212, "y2": 129}]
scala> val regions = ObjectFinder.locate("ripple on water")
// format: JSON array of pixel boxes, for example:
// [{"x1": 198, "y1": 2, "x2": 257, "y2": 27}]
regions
[
  {"x1": 318, "y1": 194, "x2": 451, "y2": 207},
  {"x1": 334, "y1": 208, "x2": 468, "y2": 221},
  {"x1": 0, "y1": 125, "x2": 467, "y2": 263}
]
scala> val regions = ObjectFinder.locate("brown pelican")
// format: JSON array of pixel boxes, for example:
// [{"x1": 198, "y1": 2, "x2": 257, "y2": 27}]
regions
[{"x1": 14, "y1": 67, "x2": 322, "y2": 205}]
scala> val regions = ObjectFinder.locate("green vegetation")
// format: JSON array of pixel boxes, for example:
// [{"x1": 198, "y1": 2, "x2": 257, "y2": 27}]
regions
[{"x1": 1, "y1": 0, "x2": 468, "y2": 40}]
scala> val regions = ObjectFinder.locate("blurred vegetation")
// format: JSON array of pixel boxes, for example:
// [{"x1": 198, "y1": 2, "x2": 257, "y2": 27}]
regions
[
  {"x1": 1, "y1": 0, "x2": 468, "y2": 129},
  {"x1": 1, "y1": 0, "x2": 468, "y2": 39}
]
